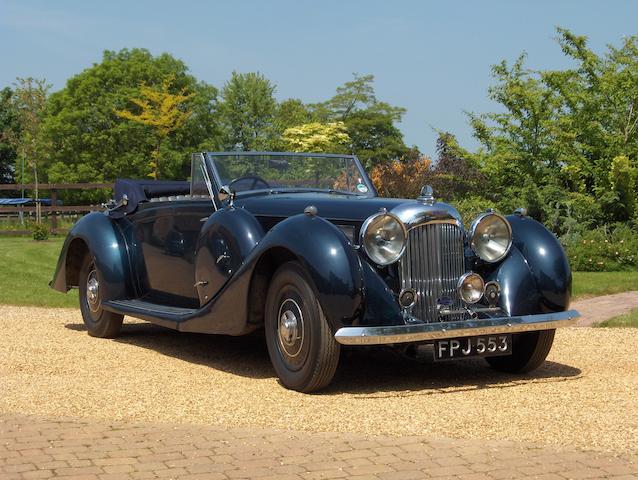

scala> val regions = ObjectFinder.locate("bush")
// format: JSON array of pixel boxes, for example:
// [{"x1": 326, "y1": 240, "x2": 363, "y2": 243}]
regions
[
  {"x1": 370, "y1": 155, "x2": 432, "y2": 199},
  {"x1": 453, "y1": 195, "x2": 498, "y2": 228},
  {"x1": 563, "y1": 224, "x2": 638, "y2": 271},
  {"x1": 32, "y1": 224, "x2": 49, "y2": 241}
]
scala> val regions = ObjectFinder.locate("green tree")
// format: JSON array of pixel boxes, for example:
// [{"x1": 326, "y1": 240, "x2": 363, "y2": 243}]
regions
[
  {"x1": 464, "y1": 28, "x2": 638, "y2": 233},
  {"x1": 316, "y1": 74, "x2": 409, "y2": 167},
  {"x1": 116, "y1": 76, "x2": 194, "y2": 179},
  {"x1": 218, "y1": 72, "x2": 277, "y2": 151},
  {"x1": 322, "y1": 73, "x2": 376, "y2": 120},
  {"x1": 5, "y1": 78, "x2": 50, "y2": 222},
  {"x1": 467, "y1": 54, "x2": 563, "y2": 192},
  {"x1": 41, "y1": 48, "x2": 219, "y2": 200},
  {"x1": 0, "y1": 87, "x2": 19, "y2": 185},
  {"x1": 608, "y1": 155, "x2": 636, "y2": 220},
  {"x1": 345, "y1": 110, "x2": 409, "y2": 168},
  {"x1": 430, "y1": 132, "x2": 485, "y2": 202}
]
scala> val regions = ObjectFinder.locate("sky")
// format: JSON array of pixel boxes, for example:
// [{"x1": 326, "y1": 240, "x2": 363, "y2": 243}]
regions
[{"x1": 1, "y1": 0, "x2": 637, "y2": 158}]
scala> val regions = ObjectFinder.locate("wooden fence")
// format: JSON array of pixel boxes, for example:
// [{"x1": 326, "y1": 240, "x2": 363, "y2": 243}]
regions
[{"x1": 0, "y1": 183, "x2": 113, "y2": 235}]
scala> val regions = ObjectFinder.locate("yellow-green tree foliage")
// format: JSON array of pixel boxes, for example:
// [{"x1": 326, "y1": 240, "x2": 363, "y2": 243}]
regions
[
  {"x1": 609, "y1": 155, "x2": 636, "y2": 219},
  {"x1": 116, "y1": 76, "x2": 193, "y2": 179},
  {"x1": 282, "y1": 122, "x2": 350, "y2": 153}
]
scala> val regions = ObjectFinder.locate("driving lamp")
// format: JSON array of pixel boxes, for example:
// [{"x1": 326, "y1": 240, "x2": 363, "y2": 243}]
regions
[
  {"x1": 469, "y1": 212, "x2": 513, "y2": 263},
  {"x1": 360, "y1": 212, "x2": 407, "y2": 266},
  {"x1": 457, "y1": 272, "x2": 485, "y2": 304}
]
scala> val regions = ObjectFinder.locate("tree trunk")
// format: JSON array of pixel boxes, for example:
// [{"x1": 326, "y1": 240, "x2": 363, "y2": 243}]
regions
[
  {"x1": 34, "y1": 164, "x2": 40, "y2": 224},
  {"x1": 154, "y1": 139, "x2": 161, "y2": 180}
]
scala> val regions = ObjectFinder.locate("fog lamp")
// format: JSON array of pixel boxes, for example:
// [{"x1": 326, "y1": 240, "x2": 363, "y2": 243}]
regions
[
  {"x1": 484, "y1": 281, "x2": 501, "y2": 307},
  {"x1": 399, "y1": 288, "x2": 417, "y2": 308},
  {"x1": 457, "y1": 272, "x2": 485, "y2": 304}
]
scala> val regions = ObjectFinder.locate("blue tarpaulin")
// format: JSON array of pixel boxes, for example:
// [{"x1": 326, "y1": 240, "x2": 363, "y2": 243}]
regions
[{"x1": 0, "y1": 198, "x2": 58, "y2": 206}]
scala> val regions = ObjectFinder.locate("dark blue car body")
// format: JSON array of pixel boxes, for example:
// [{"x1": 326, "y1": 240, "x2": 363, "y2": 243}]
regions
[{"x1": 51, "y1": 152, "x2": 579, "y2": 391}]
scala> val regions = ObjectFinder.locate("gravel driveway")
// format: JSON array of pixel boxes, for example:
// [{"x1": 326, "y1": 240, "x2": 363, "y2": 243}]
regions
[{"x1": 1, "y1": 305, "x2": 636, "y2": 455}]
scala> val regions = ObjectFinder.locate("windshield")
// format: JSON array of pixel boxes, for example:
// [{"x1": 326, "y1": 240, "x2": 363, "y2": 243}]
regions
[{"x1": 208, "y1": 153, "x2": 373, "y2": 195}]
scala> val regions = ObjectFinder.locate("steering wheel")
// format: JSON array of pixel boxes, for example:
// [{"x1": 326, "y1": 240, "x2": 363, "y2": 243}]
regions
[{"x1": 228, "y1": 175, "x2": 271, "y2": 191}]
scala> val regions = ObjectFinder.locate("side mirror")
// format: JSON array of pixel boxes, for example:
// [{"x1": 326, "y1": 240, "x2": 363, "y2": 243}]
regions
[{"x1": 219, "y1": 185, "x2": 235, "y2": 206}]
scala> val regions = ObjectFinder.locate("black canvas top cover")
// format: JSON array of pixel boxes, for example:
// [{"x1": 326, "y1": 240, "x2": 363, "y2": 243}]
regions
[{"x1": 111, "y1": 179, "x2": 190, "y2": 217}]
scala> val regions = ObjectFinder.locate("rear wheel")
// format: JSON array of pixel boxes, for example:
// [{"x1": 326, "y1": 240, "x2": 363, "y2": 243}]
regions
[
  {"x1": 264, "y1": 262, "x2": 340, "y2": 392},
  {"x1": 78, "y1": 254, "x2": 123, "y2": 338},
  {"x1": 486, "y1": 329, "x2": 555, "y2": 373}
]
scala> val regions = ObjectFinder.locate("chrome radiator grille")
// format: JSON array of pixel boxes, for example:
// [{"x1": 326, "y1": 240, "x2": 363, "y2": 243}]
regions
[{"x1": 398, "y1": 222, "x2": 466, "y2": 322}]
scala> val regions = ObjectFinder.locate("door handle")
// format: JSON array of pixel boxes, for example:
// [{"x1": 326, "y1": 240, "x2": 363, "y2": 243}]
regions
[
  {"x1": 194, "y1": 280, "x2": 209, "y2": 287},
  {"x1": 199, "y1": 216, "x2": 209, "y2": 222},
  {"x1": 216, "y1": 254, "x2": 230, "y2": 264}
]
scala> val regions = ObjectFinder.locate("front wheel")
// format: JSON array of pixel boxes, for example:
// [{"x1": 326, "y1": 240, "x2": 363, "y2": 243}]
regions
[
  {"x1": 486, "y1": 329, "x2": 555, "y2": 373},
  {"x1": 264, "y1": 262, "x2": 340, "y2": 392},
  {"x1": 78, "y1": 254, "x2": 123, "y2": 338}
]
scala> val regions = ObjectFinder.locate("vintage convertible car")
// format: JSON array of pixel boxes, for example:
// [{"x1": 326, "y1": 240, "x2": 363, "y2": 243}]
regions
[{"x1": 51, "y1": 152, "x2": 580, "y2": 392}]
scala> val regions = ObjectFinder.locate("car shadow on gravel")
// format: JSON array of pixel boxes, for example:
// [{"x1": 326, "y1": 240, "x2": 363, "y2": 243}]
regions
[
  {"x1": 66, "y1": 321, "x2": 582, "y2": 393},
  {"x1": 65, "y1": 321, "x2": 274, "y2": 379},
  {"x1": 324, "y1": 346, "x2": 582, "y2": 396}
]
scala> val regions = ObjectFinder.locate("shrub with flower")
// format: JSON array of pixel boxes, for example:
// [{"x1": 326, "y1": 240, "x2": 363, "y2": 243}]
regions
[{"x1": 563, "y1": 224, "x2": 638, "y2": 271}]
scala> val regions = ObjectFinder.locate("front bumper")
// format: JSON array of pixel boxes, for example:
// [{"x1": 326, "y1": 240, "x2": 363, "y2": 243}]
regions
[{"x1": 334, "y1": 309, "x2": 580, "y2": 346}]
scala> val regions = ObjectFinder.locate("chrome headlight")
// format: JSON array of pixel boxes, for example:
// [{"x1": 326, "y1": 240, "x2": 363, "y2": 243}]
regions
[
  {"x1": 360, "y1": 212, "x2": 407, "y2": 266},
  {"x1": 469, "y1": 212, "x2": 512, "y2": 263}
]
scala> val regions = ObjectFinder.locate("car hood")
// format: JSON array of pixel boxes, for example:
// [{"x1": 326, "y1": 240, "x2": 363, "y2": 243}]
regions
[
  {"x1": 232, "y1": 192, "x2": 465, "y2": 230},
  {"x1": 233, "y1": 192, "x2": 408, "y2": 223}
]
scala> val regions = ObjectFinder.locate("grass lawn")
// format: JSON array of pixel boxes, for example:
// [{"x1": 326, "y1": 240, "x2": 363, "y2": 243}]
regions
[
  {"x1": 596, "y1": 308, "x2": 638, "y2": 328},
  {"x1": 0, "y1": 237, "x2": 637, "y2": 308},
  {"x1": 572, "y1": 271, "x2": 638, "y2": 298},
  {"x1": 0, "y1": 236, "x2": 78, "y2": 308}
]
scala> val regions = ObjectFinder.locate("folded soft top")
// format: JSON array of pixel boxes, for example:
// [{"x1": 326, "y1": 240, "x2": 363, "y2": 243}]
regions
[{"x1": 112, "y1": 179, "x2": 190, "y2": 217}]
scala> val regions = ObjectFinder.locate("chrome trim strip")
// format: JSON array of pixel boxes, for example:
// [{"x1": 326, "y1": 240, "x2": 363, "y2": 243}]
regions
[
  {"x1": 334, "y1": 310, "x2": 580, "y2": 345},
  {"x1": 390, "y1": 202, "x2": 463, "y2": 230}
]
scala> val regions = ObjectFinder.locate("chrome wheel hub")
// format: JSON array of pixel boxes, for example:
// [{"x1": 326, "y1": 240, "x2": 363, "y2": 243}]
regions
[
  {"x1": 277, "y1": 299, "x2": 304, "y2": 358},
  {"x1": 86, "y1": 270, "x2": 100, "y2": 312},
  {"x1": 279, "y1": 310, "x2": 299, "y2": 346}
]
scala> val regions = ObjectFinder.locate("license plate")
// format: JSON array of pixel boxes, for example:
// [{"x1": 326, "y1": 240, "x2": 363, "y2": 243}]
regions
[{"x1": 434, "y1": 334, "x2": 512, "y2": 361}]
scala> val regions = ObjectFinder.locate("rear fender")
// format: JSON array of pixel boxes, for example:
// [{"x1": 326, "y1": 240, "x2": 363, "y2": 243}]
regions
[{"x1": 50, "y1": 212, "x2": 132, "y2": 301}]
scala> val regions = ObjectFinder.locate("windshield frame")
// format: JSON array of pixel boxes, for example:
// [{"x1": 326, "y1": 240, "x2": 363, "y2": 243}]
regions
[{"x1": 204, "y1": 151, "x2": 378, "y2": 200}]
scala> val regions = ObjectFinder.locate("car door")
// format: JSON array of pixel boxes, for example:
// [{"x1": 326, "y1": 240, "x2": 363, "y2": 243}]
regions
[{"x1": 132, "y1": 201, "x2": 210, "y2": 308}]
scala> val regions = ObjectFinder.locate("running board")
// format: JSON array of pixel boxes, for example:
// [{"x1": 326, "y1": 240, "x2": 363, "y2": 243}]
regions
[{"x1": 102, "y1": 299, "x2": 197, "y2": 329}]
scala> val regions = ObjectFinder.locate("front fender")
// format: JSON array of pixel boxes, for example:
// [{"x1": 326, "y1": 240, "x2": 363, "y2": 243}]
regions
[
  {"x1": 256, "y1": 214, "x2": 365, "y2": 331},
  {"x1": 181, "y1": 213, "x2": 364, "y2": 335},
  {"x1": 195, "y1": 207, "x2": 264, "y2": 304},
  {"x1": 50, "y1": 212, "x2": 132, "y2": 301},
  {"x1": 485, "y1": 215, "x2": 571, "y2": 315}
]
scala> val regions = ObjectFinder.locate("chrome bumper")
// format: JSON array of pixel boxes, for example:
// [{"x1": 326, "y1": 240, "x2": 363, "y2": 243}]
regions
[{"x1": 334, "y1": 310, "x2": 580, "y2": 346}]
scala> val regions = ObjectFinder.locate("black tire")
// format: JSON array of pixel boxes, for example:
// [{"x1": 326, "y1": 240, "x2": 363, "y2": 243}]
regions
[
  {"x1": 264, "y1": 262, "x2": 340, "y2": 392},
  {"x1": 78, "y1": 254, "x2": 123, "y2": 338},
  {"x1": 486, "y1": 329, "x2": 555, "y2": 373}
]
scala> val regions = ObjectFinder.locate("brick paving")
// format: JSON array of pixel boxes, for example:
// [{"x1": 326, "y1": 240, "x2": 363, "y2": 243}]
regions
[
  {"x1": 572, "y1": 291, "x2": 638, "y2": 327},
  {"x1": 1, "y1": 413, "x2": 637, "y2": 479}
]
